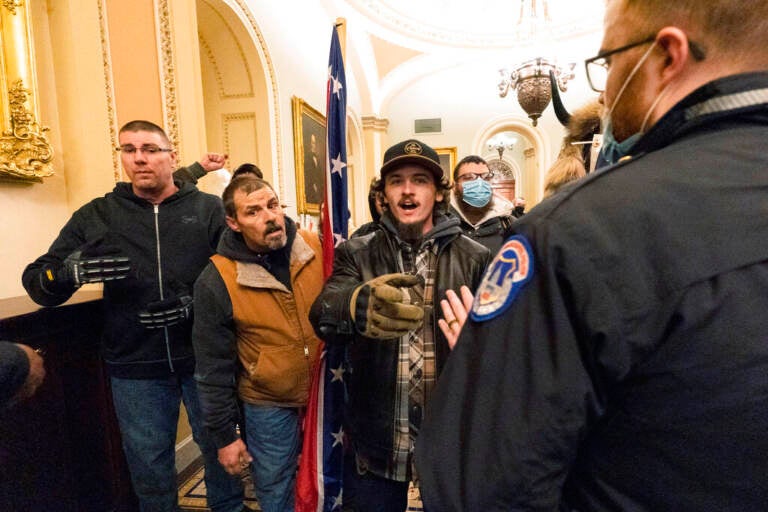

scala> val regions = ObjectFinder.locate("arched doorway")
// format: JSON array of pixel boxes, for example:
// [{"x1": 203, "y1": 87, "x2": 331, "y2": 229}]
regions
[
  {"x1": 484, "y1": 131, "x2": 523, "y2": 203},
  {"x1": 195, "y1": 0, "x2": 280, "y2": 197},
  {"x1": 473, "y1": 116, "x2": 552, "y2": 206}
]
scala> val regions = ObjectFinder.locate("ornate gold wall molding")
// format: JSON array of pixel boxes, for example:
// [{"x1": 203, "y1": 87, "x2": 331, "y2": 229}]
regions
[
  {"x1": 222, "y1": 112, "x2": 256, "y2": 156},
  {"x1": 98, "y1": 0, "x2": 121, "y2": 182},
  {"x1": 2, "y1": 1, "x2": 23, "y2": 15},
  {"x1": 0, "y1": 0, "x2": 54, "y2": 183},
  {"x1": 156, "y1": 0, "x2": 181, "y2": 161},
  {"x1": 197, "y1": 6, "x2": 254, "y2": 100}
]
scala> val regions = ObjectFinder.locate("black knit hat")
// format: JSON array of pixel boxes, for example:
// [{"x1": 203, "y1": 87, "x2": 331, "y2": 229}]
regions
[{"x1": 380, "y1": 139, "x2": 443, "y2": 181}]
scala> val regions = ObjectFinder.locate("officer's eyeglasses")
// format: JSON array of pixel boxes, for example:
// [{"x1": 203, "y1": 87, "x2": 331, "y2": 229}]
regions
[
  {"x1": 116, "y1": 144, "x2": 174, "y2": 155},
  {"x1": 585, "y1": 35, "x2": 707, "y2": 93},
  {"x1": 456, "y1": 171, "x2": 494, "y2": 183},
  {"x1": 584, "y1": 36, "x2": 656, "y2": 93}
]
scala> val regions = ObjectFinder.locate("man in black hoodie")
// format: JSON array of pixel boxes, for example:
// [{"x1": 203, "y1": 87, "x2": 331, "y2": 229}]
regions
[{"x1": 22, "y1": 120, "x2": 243, "y2": 512}]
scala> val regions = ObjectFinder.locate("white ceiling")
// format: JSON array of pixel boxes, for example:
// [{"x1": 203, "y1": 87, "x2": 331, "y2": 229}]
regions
[
  {"x1": 344, "y1": 0, "x2": 605, "y2": 50},
  {"x1": 318, "y1": 0, "x2": 606, "y2": 112}
]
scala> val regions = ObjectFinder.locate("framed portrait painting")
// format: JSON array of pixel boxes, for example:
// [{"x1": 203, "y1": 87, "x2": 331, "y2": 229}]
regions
[
  {"x1": 435, "y1": 147, "x2": 457, "y2": 182},
  {"x1": 292, "y1": 96, "x2": 327, "y2": 214}
]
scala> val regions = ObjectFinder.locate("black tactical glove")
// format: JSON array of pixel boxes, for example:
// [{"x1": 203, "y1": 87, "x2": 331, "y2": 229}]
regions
[
  {"x1": 350, "y1": 273, "x2": 425, "y2": 339},
  {"x1": 41, "y1": 242, "x2": 131, "y2": 294},
  {"x1": 138, "y1": 295, "x2": 194, "y2": 329}
]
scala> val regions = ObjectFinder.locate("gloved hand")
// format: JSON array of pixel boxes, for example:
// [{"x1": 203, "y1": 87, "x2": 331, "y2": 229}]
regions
[
  {"x1": 41, "y1": 243, "x2": 131, "y2": 294},
  {"x1": 138, "y1": 295, "x2": 194, "y2": 329},
  {"x1": 350, "y1": 273, "x2": 425, "y2": 339}
]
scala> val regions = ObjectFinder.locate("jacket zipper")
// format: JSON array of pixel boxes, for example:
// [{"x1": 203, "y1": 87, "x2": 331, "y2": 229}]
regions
[{"x1": 154, "y1": 204, "x2": 174, "y2": 372}]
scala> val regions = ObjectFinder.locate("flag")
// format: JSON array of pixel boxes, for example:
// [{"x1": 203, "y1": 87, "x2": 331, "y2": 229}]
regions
[
  {"x1": 320, "y1": 25, "x2": 349, "y2": 277},
  {"x1": 296, "y1": 24, "x2": 347, "y2": 512}
]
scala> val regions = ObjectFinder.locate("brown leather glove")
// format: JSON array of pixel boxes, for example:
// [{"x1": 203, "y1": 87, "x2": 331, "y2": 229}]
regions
[{"x1": 350, "y1": 273, "x2": 425, "y2": 339}]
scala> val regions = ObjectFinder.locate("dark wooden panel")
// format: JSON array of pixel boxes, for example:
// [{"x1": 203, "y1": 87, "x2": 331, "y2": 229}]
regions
[{"x1": 0, "y1": 292, "x2": 138, "y2": 512}]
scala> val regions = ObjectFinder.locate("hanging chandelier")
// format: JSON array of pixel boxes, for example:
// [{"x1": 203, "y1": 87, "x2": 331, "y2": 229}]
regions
[
  {"x1": 497, "y1": 58, "x2": 575, "y2": 126},
  {"x1": 497, "y1": 0, "x2": 575, "y2": 126},
  {"x1": 515, "y1": 0, "x2": 551, "y2": 39}
]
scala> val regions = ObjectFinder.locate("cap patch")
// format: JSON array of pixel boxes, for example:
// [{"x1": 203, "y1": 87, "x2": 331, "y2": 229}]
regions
[
  {"x1": 404, "y1": 141, "x2": 423, "y2": 154},
  {"x1": 471, "y1": 235, "x2": 534, "y2": 321}
]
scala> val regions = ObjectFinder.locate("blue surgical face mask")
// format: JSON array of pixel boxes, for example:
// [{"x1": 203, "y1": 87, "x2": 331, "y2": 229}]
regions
[
  {"x1": 599, "y1": 121, "x2": 643, "y2": 166},
  {"x1": 461, "y1": 179, "x2": 493, "y2": 208}
]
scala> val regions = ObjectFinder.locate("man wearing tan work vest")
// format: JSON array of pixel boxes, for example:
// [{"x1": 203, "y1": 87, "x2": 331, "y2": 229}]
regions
[{"x1": 192, "y1": 175, "x2": 323, "y2": 512}]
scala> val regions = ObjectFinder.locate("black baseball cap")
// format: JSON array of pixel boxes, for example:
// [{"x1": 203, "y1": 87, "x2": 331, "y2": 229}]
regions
[{"x1": 380, "y1": 139, "x2": 444, "y2": 182}]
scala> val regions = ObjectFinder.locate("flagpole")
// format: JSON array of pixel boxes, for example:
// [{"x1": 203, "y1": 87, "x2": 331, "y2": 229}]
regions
[{"x1": 335, "y1": 18, "x2": 346, "y2": 63}]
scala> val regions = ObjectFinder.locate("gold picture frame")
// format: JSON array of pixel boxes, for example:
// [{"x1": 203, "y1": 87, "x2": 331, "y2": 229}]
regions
[
  {"x1": 435, "y1": 147, "x2": 457, "y2": 182},
  {"x1": 292, "y1": 96, "x2": 326, "y2": 214},
  {"x1": 0, "y1": 2, "x2": 54, "y2": 183}
]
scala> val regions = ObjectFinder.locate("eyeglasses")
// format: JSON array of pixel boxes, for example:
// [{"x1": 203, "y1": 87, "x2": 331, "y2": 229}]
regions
[
  {"x1": 116, "y1": 144, "x2": 174, "y2": 155},
  {"x1": 456, "y1": 171, "x2": 494, "y2": 183},
  {"x1": 585, "y1": 35, "x2": 707, "y2": 93},
  {"x1": 584, "y1": 36, "x2": 657, "y2": 93}
]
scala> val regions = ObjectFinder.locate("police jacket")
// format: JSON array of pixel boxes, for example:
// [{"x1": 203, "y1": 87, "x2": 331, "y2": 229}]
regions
[
  {"x1": 416, "y1": 72, "x2": 768, "y2": 510},
  {"x1": 22, "y1": 181, "x2": 225, "y2": 379},
  {"x1": 310, "y1": 213, "x2": 490, "y2": 470},
  {"x1": 192, "y1": 220, "x2": 323, "y2": 448}
]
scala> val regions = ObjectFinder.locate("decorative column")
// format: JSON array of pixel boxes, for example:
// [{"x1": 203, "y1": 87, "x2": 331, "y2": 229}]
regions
[
  {"x1": 0, "y1": 0, "x2": 54, "y2": 182},
  {"x1": 361, "y1": 114, "x2": 388, "y2": 185},
  {"x1": 524, "y1": 146, "x2": 537, "y2": 201}
]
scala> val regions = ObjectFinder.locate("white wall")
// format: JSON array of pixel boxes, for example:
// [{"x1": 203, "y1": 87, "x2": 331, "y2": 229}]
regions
[
  {"x1": 384, "y1": 54, "x2": 602, "y2": 204},
  {"x1": 241, "y1": 0, "x2": 365, "y2": 219}
]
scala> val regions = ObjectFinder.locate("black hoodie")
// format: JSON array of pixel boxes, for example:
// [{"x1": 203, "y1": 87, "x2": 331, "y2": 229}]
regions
[{"x1": 22, "y1": 180, "x2": 226, "y2": 378}]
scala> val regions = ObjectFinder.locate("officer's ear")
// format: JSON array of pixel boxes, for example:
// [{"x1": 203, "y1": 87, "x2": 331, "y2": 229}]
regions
[{"x1": 654, "y1": 27, "x2": 693, "y2": 87}]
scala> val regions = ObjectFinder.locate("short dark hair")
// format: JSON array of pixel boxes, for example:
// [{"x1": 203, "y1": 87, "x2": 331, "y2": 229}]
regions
[
  {"x1": 232, "y1": 163, "x2": 263, "y2": 179},
  {"x1": 453, "y1": 155, "x2": 487, "y2": 182},
  {"x1": 119, "y1": 120, "x2": 170, "y2": 145},
  {"x1": 367, "y1": 177, "x2": 382, "y2": 223},
  {"x1": 222, "y1": 176, "x2": 275, "y2": 217}
]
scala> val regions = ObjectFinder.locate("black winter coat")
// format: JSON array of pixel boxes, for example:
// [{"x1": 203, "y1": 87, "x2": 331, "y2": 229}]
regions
[{"x1": 310, "y1": 213, "x2": 490, "y2": 473}]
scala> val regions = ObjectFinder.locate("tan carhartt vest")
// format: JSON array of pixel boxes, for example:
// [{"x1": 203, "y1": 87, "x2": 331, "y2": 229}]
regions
[{"x1": 211, "y1": 230, "x2": 323, "y2": 406}]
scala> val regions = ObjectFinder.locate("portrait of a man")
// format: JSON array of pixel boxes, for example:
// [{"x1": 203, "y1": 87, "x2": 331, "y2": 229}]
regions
[
  {"x1": 292, "y1": 96, "x2": 327, "y2": 214},
  {"x1": 303, "y1": 130, "x2": 324, "y2": 205}
]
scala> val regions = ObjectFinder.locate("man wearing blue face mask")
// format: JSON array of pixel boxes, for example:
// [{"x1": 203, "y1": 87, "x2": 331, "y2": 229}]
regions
[{"x1": 449, "y1": 155, "x2": 516, "y2": 254}]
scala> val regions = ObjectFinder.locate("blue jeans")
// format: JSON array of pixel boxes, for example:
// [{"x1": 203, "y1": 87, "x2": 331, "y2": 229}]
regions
[
  {"x1": 110, "y1": 375, "x2": 243, "y2": 512},
  {"x1": 242, "y1": 404, "x2": 300, "y2": 512}
]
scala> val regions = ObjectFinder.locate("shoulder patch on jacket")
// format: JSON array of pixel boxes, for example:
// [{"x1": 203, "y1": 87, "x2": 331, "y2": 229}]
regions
[{"x1": 471, "y1": 235, "x2": 534, "y2": 321}]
